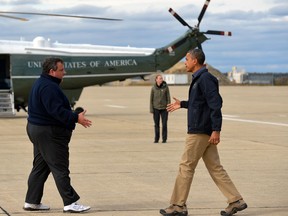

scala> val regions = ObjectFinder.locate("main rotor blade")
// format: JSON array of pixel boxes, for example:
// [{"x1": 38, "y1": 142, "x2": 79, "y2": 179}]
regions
[
  {"x1": 205, "y1": 30, "x2": 232, "y2": 36},
  {"x1": 169, "y1": 8, "x2": 192, "y2": 29},
  {"x1": 197, "y1": 0, "x2": 210, "y2": 27},
  {"x1": 0, "y1": 11, "x2": 122, "y2": 21},
  {"x1": 0, "y1": 14, "x2": 28, "y2": 21}
]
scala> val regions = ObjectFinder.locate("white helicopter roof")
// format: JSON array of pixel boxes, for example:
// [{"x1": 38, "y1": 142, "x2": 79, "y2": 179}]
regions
[{"x1": 0, "y1": 36, "x2": 155, "y2": 56}]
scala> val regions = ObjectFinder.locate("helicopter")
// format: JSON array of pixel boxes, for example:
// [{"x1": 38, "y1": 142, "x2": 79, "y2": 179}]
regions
[{"x1": 0, "y1": 0, "x2": 231, "y2": 116}]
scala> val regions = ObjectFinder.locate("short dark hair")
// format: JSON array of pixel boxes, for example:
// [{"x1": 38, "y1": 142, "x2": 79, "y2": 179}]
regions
[
  {"x1": 42, "y1": 57, "x2": 64, "y2": 74},
  {"x1": 188, "y1": 49, "x2": 205, "y2": 65}
]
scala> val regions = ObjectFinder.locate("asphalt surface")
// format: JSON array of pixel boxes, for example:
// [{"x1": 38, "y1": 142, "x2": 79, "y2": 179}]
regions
[{"x1": 0, "y1": 85, "x2": 287, "y2": 216}]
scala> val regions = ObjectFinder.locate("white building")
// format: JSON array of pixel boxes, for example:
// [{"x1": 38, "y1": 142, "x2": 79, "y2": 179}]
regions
[
  {"x1": 163, "y1": 74, "x2": 188, "y2": 85},
  {"x1": 227, "y1": 66, "x2": 248, "y2": 84}
]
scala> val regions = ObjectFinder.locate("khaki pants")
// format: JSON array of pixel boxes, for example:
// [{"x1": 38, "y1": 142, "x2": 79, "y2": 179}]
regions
[{"x1": 170, "y1": 134, "x2": 242, "y2": 206}]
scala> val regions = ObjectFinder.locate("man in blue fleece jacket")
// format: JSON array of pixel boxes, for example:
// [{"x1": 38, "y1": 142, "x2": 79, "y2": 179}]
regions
[
  {"x1": 23, "y1": 57, "x2": 92, "y2": 213},
  {"x1": 160, "y1": 49, "x2": 247, "y2": 216}
]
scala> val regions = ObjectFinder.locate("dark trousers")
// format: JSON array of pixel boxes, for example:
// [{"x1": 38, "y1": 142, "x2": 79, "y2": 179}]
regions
[
  {"x1": 153, "y1": 108, "x2": 168, "y2": 142},
  {"x1": 25, "y1": 123, "x2": 80, "y2": 206}
]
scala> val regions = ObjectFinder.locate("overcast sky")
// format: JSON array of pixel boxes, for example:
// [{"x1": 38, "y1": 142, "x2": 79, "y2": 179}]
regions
[{"x1": 1, "y1": 0, "x2": 287, "y2": 73}]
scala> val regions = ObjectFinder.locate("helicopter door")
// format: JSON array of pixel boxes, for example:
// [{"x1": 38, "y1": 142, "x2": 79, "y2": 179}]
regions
[
  {"x1": 0, "y1": 54, "x2": 15, "y2": 116},
  {"x1": 0, "y1": 54, "x2": 11, "y2": 89}
]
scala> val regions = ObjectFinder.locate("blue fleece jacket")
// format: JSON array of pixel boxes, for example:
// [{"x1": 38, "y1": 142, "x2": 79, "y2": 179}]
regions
[
  {"x1": 27, "y1": 74, "x2": 78, "y2": 130},
  {"x1": 180, "y1": 67, "x2": 222, "y2": 135}
]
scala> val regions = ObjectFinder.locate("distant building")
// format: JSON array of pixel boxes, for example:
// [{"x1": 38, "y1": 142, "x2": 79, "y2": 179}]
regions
[
  {"x1": 246, "y1": 73, "x2": 274, "y2": 84},
  {"x1": 227, "y1": 66, "x2": 288, "y2": 85},
  {"x1": 227, "y1": 66, "x2": 248, "y2": 84},
  {"x1": 163, "y1": 74, "x2": 188, "y2": 85}
]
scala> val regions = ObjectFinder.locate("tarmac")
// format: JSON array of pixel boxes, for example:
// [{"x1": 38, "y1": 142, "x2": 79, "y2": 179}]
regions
[{"x1": 0, "y1": 85, "x2": 287, "y2": 216}]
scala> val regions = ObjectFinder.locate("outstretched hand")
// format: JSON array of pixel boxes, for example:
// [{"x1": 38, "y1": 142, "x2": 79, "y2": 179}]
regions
[
  {"x1": 78, "y1": 110, "x2": 92, "y2": 128},
  {"x1": 167, "y1": 97, "x2": 181, "y2": 113}
]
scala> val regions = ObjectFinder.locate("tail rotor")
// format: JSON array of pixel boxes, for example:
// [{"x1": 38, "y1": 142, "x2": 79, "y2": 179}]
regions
[
  {"x1": 197, "y1": 0, "x2": 211, "y2": 28},
  {"x1": 168, "y1": 8, "x2": 192, "y2": 29},
  {"x1": 168, "y1": 0, "x2": 231, "y2": 50}
]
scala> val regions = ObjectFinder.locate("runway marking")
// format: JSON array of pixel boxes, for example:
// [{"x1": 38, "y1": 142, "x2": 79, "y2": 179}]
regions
[
  {"x1": 223, "y1": 114, "x2": 239, "y2": 118},
  {"x1": 105, "y1": 105, "x2": 126, "y2": 109},
  {"x1": 0, "y1": 206, "x2": 11, "y2": 216},
  {"x1": 223, "y1": 117, "x2": 288, "y2": 127}
]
